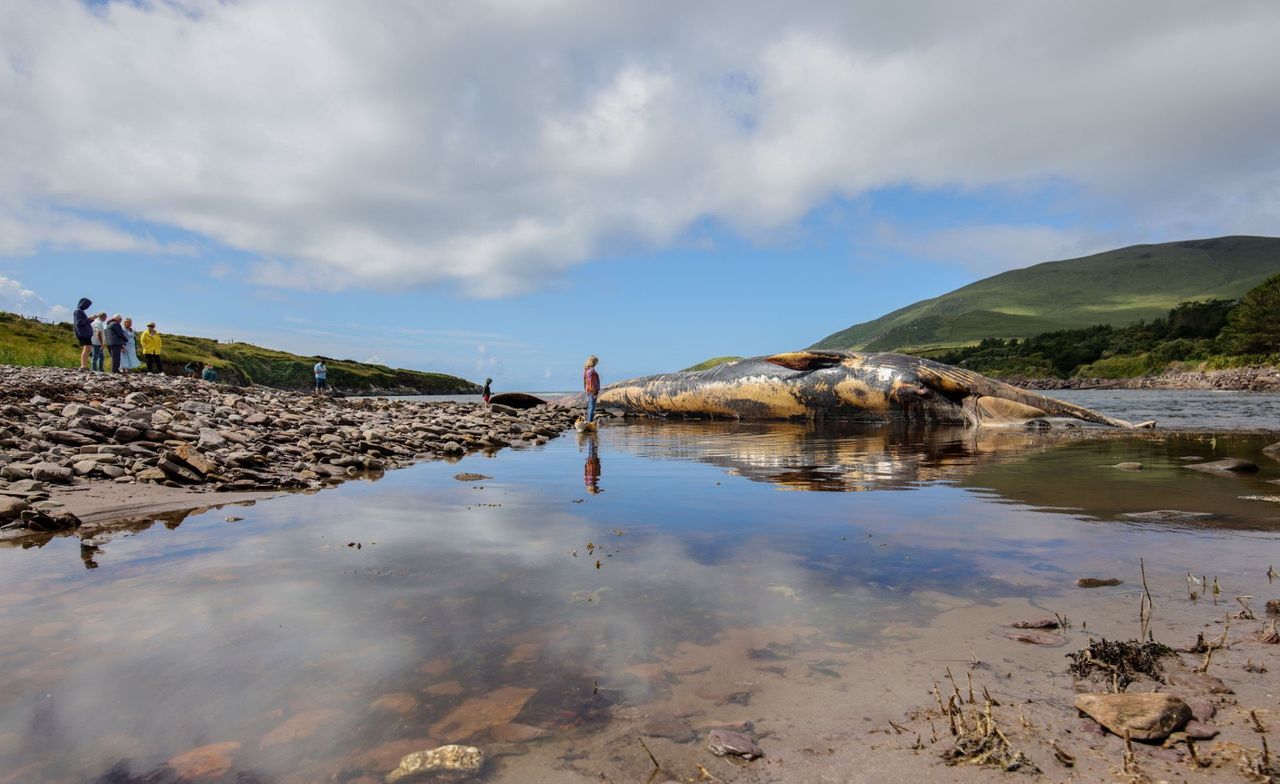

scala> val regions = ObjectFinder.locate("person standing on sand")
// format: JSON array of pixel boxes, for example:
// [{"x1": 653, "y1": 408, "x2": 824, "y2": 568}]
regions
[
  {"x1": 73, "y1": 298, "x2": 94, "y2": 370},
  {"x1": 313, "y1": 360, "x2": 328, "y2": 394},
  {"x1": 120, "y1": 318, "x2": 140, "y2": 372},
  {"x1": 482, "y1": 378, "x2": 492, "y2": 405},
  {"x1": 140, "y1": 322, "x2": 163, "y2": 373},
  {"x1": 583, "y1": 355, "x2": 600, "y2": 422},
  {"x1": 104, "y1": 314, "x2": 127, "y2": 374},
  {"x1": 90, "y1": 313, "x2": 108, "y2": 372}
]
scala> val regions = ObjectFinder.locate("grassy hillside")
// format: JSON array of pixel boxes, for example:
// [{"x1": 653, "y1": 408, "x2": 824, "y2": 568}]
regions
[
  {"x1": 812, "y1": 236, "x2": 1280, "y2": 351},
  {"x1": 0, "y1": 312, "x2": 479, "y2": 394}
]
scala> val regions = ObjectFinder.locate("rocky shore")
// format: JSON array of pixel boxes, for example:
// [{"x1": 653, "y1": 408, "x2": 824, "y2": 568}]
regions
[
  {"x1": 0, "y1": 365, "x2": 577, "y2": 540},
  {"x1": 1011, "y1": 364, "x2": 1280, "y2": 392}
]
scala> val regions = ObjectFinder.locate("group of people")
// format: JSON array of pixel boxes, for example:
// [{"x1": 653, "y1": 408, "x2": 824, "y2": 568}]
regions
[{"x1": 72, "y1": 297, "x2": 163, "y2": 375}]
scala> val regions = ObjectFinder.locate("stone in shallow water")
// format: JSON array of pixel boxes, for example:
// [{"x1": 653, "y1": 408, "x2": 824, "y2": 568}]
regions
[
  {"x1": 167, "y1": 741, "x2": 240, "y2": 780},
  {"x1": 1185, "y1": 458, "x2": 1258, "y2": 474},
  {"x1": 707, "y1": 728, "x2": 764, "y2": 759},
  {"x1": 386, "y1": 745, "x2": 484, "y2": 783},
  {"x1": 1073, "y1": 693, "x2": 1190, "y2": 742},
  {"x1": 1121, "y1": 510, "x2": 1214, "y2": 524},
  {"x1": 640, "y1": 714, "x2": 696, "y2": 743},
  {"x1": 428, "y1": 686, "x2": 536, "y2": 740},
  {"x1": 1112, "y1": 462, "x2": 1143, "y2": 470}
]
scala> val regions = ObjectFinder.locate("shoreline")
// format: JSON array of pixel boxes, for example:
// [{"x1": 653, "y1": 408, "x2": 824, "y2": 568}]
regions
[
  {"x1": 0, "y1": 364, "x2": 579, "y2": 543},
  {"x1": 1009, "y1": 364, "x2": 1280, "y2": 392}
]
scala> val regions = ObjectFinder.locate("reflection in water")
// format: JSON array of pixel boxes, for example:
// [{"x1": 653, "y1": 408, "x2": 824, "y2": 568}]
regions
[
  {"x1": 0, "y1": 420, "x2": 1277, "y2": 782},
  {"x1": 579, "y1": 431, "x2": 602, "y2": 494}
]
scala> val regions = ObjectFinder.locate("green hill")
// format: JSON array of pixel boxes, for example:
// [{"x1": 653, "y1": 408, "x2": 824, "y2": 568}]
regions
[
  {"x1": 811, "y1": 236, "x2": 1280, "y2": 351},
  {"x1": 0, "y1": 311, "x2": 478, "y2": 395}
]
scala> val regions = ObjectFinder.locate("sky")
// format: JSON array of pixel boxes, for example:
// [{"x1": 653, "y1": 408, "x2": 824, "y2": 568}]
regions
[{"x1": 2, "y1": 0, "x2": 1278, "y2": 389}]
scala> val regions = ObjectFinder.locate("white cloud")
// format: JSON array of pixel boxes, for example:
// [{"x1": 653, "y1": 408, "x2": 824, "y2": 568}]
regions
[
  {"x1": 2, "y1": 1, "x2": 1278, "y2": 294},
  {"x1": 0, "y1": 273, "x2": 67, "y2": 321}
]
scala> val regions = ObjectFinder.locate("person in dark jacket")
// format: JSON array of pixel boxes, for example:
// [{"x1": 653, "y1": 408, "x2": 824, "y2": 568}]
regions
[
  {"x1": 104, "y1": 314, "x2": 128, "y2": 374},
  {"x1": 72, "y1": 297, "x2": 94, "y2": 370}
]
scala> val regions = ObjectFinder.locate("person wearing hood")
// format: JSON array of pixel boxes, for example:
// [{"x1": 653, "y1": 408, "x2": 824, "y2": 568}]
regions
[
  {"x1": 72, "y1": 298, "x2": 94, "y2": 370},
  {"x1": 482, "y1": 378, "x2": 493, "y2": 405},
  {"x1": 104, "y1": 314, "x2": 128, "y2": 373},
  {"x1": 90, "y1": 312, "x2": 108, "y2": 372}
]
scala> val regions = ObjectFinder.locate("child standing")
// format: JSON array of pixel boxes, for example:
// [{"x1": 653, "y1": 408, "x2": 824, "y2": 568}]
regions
[{"x1": 583, "y1": 355, "x2": 600, "y2": 422}]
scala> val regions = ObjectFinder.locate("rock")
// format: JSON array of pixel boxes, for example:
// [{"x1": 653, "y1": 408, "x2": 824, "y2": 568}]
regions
[
  {"x1": 114, "y1": 425, "x2": 142, "y2": 443},
  {"x1": 1005, "y1": 630, "x2": 1066, "y2": 646},
  {"x1": 259, "y1": 708, "x2": 342, "y2": 748},
  {"x1": 1183, "y1": 720, "x2": 1219, "y2": 740},
  {"x1": 172, "y1": 444, "x2": 215, "y2": 477},
  {"x1": 1187, "y1": 701, "x2": 1216, "y2": 722},
  {"x1": 167, "y1": 741, "x2": 240, "y2": 780},
  {"x1": 453, "y1": 473, "x2": 491, "y2": 482},
  {"x1": 428, "y1": 686, "x2": 536, "y2": 740},
  {"x1": 1166, "y1": 669, "x2": 1233, "y2": 694},
  {"x1": 12, "y1": 509, "x2": 81, "y2": 533},
  {"x1": 1112, "y1": 462, "x2": 1143, "y2": 470},
  {"x1": 489, "y1": 723, "x2": 546, "y2": 743},
  {"x1": 1263, "y1": 442, "x2": 1280, "y2": 461},
  {"x1": 1009, "y1": 618, "x2": 1060, "y2": 629},
  {"x1": 386, "y1": 745, "x2": 484, "y2": 783},
  {"x1": 0, "y1": 496, "x2": 29, "y2": 521},
  {"x1": 707, "y1": 729, "x2": 764, "y2": 759},
  {"x1": 46, "y1": 430, "x2": 96, "y2": 447},
  {"x1": 371, "y1": 693, "x2": 418, "y2": 715},
  {"x1": 1122, "y1": 510, "x2": 1215, "y2": 523},
  {"x1": 1185, "y1": 458, "x2": 1259, "y2": 474},
  {"x1": 158, "y1": 457, "x2": 204, "y2": 484},
  {"x1": 1073, "y1": 693, "x2": 1191, "y2": 742},
  {"x1": 640, "y1": 714, "x2": 696, "y2": 742},
  {"x1": 61, "y1": 403, "x2": 104, "y2": 418},
  {"x1": 32, "y1": 463, "x2": 74, "y2": 484},
  {"x1": 1076, "y1": 577, "x2": 1123, "y2": 588},
  {"x1": 198, "y1": 428, "x2": 228, "y2": 449}
]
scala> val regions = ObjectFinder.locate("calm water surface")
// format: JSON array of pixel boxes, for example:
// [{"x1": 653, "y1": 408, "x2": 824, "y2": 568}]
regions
[{"x1": 1, "y1": 392, "x2": 1278, "y2": 782}]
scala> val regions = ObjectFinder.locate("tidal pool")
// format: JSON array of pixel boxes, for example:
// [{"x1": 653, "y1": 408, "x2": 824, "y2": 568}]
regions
[{"x1": 1, "y1": 419, "x2": 1278, "y2": 783}]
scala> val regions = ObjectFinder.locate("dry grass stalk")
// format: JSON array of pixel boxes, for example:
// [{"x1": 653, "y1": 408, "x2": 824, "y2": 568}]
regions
[
  {"x1": 1195, "y1": 618, "x2": 1231, "y2": 673},
  {"x1": 941, "y1": 700, "x2": 1039, "y2": 773},
  {"x1": 1235, "y1": 595, "x2": 1256, "y2": 620}
]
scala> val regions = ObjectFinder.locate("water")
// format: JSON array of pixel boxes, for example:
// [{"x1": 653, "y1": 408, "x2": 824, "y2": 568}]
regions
[
  {"x1": 1, "y1": 392, "x2": 1278, "y2": 782},
  {"x1": 1052, "y1": 388, "x2": 1280, "y2": 430}
]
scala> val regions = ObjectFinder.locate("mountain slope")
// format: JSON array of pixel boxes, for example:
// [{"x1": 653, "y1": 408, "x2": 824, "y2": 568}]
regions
[
  {"x1": 0, "y1": 312, "x2": 478, "y2": 394},
  {"x1": 811, "y1": 236, "x2": 1280, "y2": 351}
]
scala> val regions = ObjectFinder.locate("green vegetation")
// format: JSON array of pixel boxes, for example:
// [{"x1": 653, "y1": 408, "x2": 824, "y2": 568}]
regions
[
  {"x1": 682, "y1": 356, "x2": 742, "y2": 371},
  {"x1": 0, "y1": 311, "x2": 479, "y2": 394},
  {"x1": 812, "y1": 236, "x2": 1280, "y2": 352},
  {"x1": 929, "y1": 290, "x2": 1279, "y2": 379}
]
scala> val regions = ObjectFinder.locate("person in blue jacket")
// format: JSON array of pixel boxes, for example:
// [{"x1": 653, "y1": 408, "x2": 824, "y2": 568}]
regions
[{"x1": 72, "y1": 297, "x2": 94, "y2": 370}]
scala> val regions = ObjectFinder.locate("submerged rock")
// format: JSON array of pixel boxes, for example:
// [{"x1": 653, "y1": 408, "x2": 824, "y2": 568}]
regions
[
  {"x1": 1073, "y1": 693, "x2": 1190, "y2": 742},
  {"x1": 1112, "y1": 462, "x2": 1143, "y2": 470},
  {"x1": 707, "y1": 729, "x2": 764, "y2": 759},
  {"x1": 1185, "y1": 458, "x2": 1259, "y2": 474},
  {"x1": 1076, "y1": 577, "x2": 1123, "y2": 588},
  {"x1": 386, "y1": 745, "x2": 484, "y2": 783}
]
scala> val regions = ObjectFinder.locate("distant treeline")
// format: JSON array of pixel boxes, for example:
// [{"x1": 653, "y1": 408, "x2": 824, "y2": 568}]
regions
[{"x1": 930, "y1": 273, "x2": 1280, "y2": 378}]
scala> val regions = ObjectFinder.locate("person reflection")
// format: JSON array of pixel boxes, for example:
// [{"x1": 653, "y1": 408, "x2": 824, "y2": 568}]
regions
[
  {"x1": 80, "y1": 541, "x2": 100, "y2": 570},
  {"x1": 581, "y1": 432, "x2": 602, "y2": 494}
]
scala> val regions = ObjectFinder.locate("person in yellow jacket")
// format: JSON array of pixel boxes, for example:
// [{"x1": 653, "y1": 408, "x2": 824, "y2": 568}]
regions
[{"x1": 139, "y1": 322, "x2": 164, "y2": 373}]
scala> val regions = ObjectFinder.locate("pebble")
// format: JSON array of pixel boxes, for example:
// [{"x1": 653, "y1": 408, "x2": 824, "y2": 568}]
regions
[
  {"x1": 0, "y1": 366, "x2": 580, "y2": 540},
  {"x1": 1073, "y1": 693, "x2": 1191, "y2": 742},
  {"x1": 707, "y1": 729, "x2": 764, "y2": 759},
  {"x1": 386, "y1": 744, "x2": 484, "y2": 783}
]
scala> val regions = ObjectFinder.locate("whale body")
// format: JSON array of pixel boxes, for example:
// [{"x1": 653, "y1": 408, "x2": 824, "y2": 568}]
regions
[{"x1": 591, "y1": 351, "x2": 1151, "y2": 428}]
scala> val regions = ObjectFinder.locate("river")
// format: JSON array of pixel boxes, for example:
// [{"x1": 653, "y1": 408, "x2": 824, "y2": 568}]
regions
[{"x1": 0, "y1": 391, "x2": 1277, "y2": 782}]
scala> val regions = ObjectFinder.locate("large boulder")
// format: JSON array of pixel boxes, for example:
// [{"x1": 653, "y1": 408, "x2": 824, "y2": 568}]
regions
[
  {"x1": 0, "y1": 496, "x2": 29, "y2": 522},
  {"x1": 1074, "y1": 693, "x2": 1190, "y2": 742}
]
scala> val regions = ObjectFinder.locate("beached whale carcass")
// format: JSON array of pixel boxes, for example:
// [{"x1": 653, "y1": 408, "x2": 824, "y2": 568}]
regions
[{"x1": 595, "y1": 351, "x2": 1152, "y2": 428}]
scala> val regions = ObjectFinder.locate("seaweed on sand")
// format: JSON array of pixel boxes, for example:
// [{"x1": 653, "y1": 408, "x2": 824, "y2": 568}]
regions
[{"x1": 1066, "y1": 638, "x2": 1174, "y2": 690}]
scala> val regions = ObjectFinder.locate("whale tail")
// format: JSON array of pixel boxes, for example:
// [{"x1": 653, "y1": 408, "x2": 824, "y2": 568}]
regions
[{"x1": 915, "y1": 362, "x2": 1154, "y2": 429}]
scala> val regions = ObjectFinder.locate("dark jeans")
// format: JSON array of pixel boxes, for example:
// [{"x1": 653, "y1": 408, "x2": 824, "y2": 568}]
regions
[
  {"x1": 91, "y1": 345, "x2": 104, "y2": 372},
  {"x1": 108, "y1": 345, "x2": 123, "y2": 373},
  {"x1": 144, "y1": 354, "x2": 162, "y2": 373}
]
